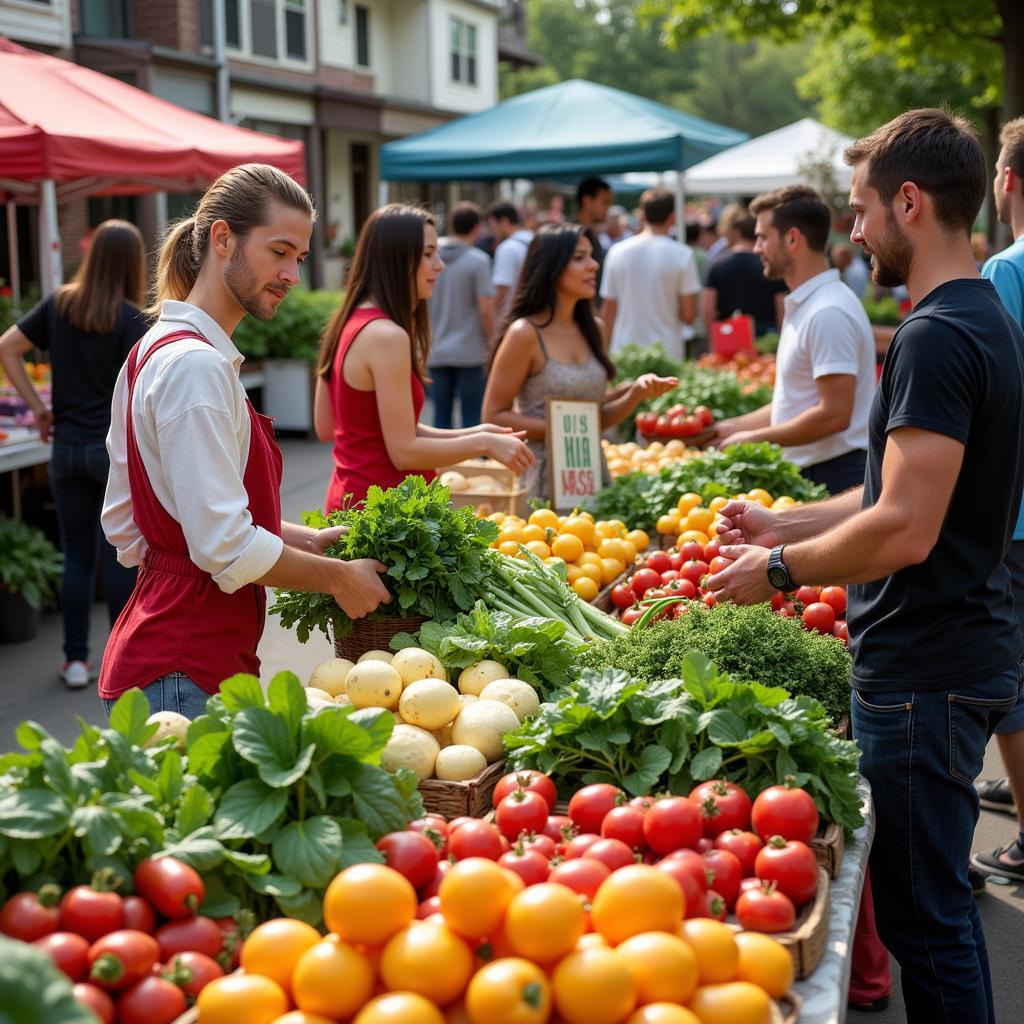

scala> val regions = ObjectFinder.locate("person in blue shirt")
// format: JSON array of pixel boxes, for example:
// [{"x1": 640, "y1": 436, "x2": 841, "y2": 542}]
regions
[{"x1": 973, "y1": 116, "x2": 1024, "y2": 885}]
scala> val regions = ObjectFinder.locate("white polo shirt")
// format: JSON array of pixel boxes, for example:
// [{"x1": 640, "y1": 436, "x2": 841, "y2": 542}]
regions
[{"x1": 771, "y1": 269, "x2": 875, "y2": 468}]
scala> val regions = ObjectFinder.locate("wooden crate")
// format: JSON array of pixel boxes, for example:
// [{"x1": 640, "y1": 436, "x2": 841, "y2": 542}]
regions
[
  {"x1": 811, "y1": 818, "x2": 845, "y2": 879},
  {"x1": 420, "y1": 758, "x2": 507, "y2": 819},
  {"x1": 439, "y1": 459, "x2": 530, "y2": 518},
  {"x1": 773, "y1": 866, "x2": 831, "y2": 978}
]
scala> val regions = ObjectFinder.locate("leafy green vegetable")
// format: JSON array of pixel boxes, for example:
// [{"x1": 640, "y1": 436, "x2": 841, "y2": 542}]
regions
[
  {"x1": 0, "y1": 935, "x2": 99, "y2": 1024},
  {"x1": 648, "y1": 364, "x2": 771, "y2": 422},
  {"x1": 588, "y1": 442, "x2": 828, "y2": 533},
  {"x1": 392, "y1": 601, "x2": 581, "y2": 696},
  {"x1": 271, "y1": 477, "x2": 500, "y2": 642},
  {"x1": 504, "y1": 653, "x2": 863, "y2": 831},
  {"x1": 613, "y1": 342, "x2": 685, "y2": 384},
  {"x1": 577, "y1": 602, "x2": 852, "y2": 722}
]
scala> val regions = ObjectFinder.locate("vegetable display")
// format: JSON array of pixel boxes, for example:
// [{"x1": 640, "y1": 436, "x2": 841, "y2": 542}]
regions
[{"x1": 602, "y1": 438, "x2": 702, "y2": 478}]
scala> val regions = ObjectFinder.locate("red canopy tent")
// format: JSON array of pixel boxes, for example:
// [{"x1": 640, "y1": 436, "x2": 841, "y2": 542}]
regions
[{"x1": 0, "y1": 36, "x2": 306, "y2": 297}]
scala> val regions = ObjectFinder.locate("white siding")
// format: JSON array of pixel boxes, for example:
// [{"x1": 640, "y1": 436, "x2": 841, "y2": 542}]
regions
[
  {"x1": 388, "y1": 0, "x2": 431, "y2": 104},
  {"x1": 0, "y1": 0, "x2": 71, "y2": 47},
  {"x1": 324, "y1": 129, "x2": 378, "y2": 246},
  {"x1": 318, "y1": 0, "x2": 355, "y2": 69},
  {"x1": 430, "y1": 0, "x2": 497, "y2": 112}
]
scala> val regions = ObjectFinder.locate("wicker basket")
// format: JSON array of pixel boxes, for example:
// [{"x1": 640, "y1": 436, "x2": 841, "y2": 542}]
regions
[
  {"x1": 333, "y1": 614, "x2": 428, "y2": 663},
  {"x1": 420, "y1": 758, "x2": 507, "y2": 819}
]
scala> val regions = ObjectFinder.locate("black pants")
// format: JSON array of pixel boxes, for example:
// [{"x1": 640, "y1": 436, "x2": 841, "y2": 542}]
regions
[{"x1": 802, "y1": 449, "x2": 867, "y2": 495}]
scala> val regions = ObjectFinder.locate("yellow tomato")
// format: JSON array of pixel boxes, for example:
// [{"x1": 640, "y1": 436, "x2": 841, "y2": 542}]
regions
[
  {"x1": 323, "y1": 864, "x2": 417, "y2": 948},
  {"x1": 619, "y1": 539, "x2": 638, "y2": 564},
  {"x1": 747, "y1": 488, "x2": 774, "y2": 507},
  {"x1": 498, "y1": 541, "x2": 522, "y2": 558},
  {"x1": 685, "y1": 508, "x2": 715, "y2": 534},
  {"x1": 566, "y1": 564, "x2": 583, "y2": 584},
  {"x1": 504, "y1": 883, "x2": 586, "y2": 963},
  {"x1": 678, "y1": 920, "x2": 739, "y2": 985},
  {"x1": 525, "y1": 540, "x2": 551, "y2": 559},
  {"x1": 551, "y1": 533, "x2": 585, "y2": 563},
  {"x1": 597, "y1": 538, "x2": 626, "y2": 563},
  {"x1": 544, "y1": 556, "x2": 566, "y2": 568},
  {"x1": 608, "y1": 518, "x2": 628, "y2": 535},
  {"x1": 600, "y1": 557, "x2": 626, "y2": 585},
  {"x1": 499, "y1": 526, "x2": 526, "y2": 545},
  {"x1": 380, "y1": 921, "x2": 474, "y2": 1005},
  {"x1": 488, "y1": 512, "x2": 507, "y2": 524},
  {"x1": 709, "y1": 496, "x2": 729, "y2": 514},
  {"x1": 577, "y1": 562, "x2": 603, "y2": 584},
  {"x1": 577, "y1": 551, "x2": 603, "y2": 568},
  {"x1": 563, "y1": 517, "x2": 596, "y2": 546},
  {"x1": 576, "y1": 510, "x2": 595, "y2": 521},
  {"x1": 576, "y1": 933, "x2": 610, "y2": 951},
  {"x1": 734, "y1": 932, "x2": 794, "y2": 999},
  {"x1": 626, "y1": 528, "x2": 650, "y2": 552},
  {"x1": 656, "y1": 515, "x2": 680, "y2": 536},
  {"x1": 772, "y1": 496, "x2": 796, "y2": 510},
  {"x1": 354, "y1": 993, "x2": 446, "y2": 1024},
  {"x1": 552, "y1": 947, "x2": 637, "y2": 1024},
  {"x1": 615, "y1": 931, "x2": 699, "y2": 1006},
  {"x1": 272, "y1": 1012, "x2": 337, "y2": 1024},
  {"x1": 594, "y1": 521, "x2": 619, "y2": 541},
  {"x1": 529, "y1": 508, "x2": 560, "y2": 531},
  {"x1": 676, "y1": 492, "x2": 704, "y2": 514},
  {"x1": 591, "y1": 866, "x2": 683, "y2": 945},
  {"x1": 240, "y1": 919, "x2": 321, "y2": 998},
  {"x1": 626, "y1": 1006, "x2": 702, "y2": 1024},
  {"x1": 521, "y1": 524, "x2": 546, "y2": 544},
  {"x1": 678, "y1": 529, "x2": 710, "y2": 546},
  {"x1": 572, "y1": 576, "x2": 600, "y2": 602},
  {"x1": 466, "y1": 958, "x2": 551, "y2": 1024},
  {"x1": 198, "y1": 976, "x2": 288, "y2": 1024},
  {"x1": 688, "y1": 982, "x2": 773, "y2": 1024},
  {"x1": 292, "y1": 940, "x2": 376, "y2": 1020},
  {"x1": 439, "y1": 858, "x2": 520, "y2": 940}
]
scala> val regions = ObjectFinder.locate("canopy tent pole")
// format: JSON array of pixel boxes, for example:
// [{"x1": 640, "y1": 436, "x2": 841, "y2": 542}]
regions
[
  {"x1": 674, "y1": 169, "x2": 686, "y2": 240},
  {"x1": 38, "y1": 179, "x2": 62, "y2": 295},
  {"x1": 5, "y1": 201, "x2": 20, "y2": 311}
]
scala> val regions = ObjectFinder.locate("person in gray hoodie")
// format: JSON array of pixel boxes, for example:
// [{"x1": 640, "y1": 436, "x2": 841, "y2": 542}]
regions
[{"x1": 427, "y1": 202, "x2": 496, "y2": 428}]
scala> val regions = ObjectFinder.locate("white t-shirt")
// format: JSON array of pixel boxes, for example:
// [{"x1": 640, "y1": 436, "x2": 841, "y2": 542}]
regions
[
  {"x1": 492, "y1": 229, "x2": 534, "y2": 312},
  {"x1": 771, "y1": 269, "x2": 875, "y2": 468},
  {"x1": 599, "y1": 233, "x2": 701, "y2": 360}
]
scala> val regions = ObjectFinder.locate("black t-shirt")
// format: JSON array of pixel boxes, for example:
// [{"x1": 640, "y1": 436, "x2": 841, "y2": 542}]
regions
[
  {"x1": 706, "y1": 250, "x2": 787, "y2": 335},
  {"x1": 848, "y1": 279, "x2": 1024, "y2": 691},
  {"x1": 17, "y1": 296, "x2": 148, "y2": 445}
]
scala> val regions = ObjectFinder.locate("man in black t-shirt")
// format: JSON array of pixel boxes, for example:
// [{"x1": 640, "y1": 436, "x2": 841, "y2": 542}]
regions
[{"x1": 707, "y1": 109, "x2": 1024, "y2": 1024}]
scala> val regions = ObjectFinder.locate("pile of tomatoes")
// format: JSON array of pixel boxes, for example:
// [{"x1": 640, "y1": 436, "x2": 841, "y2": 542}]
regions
[
  {"x1": 0, "y1": 857, "x2": 242, "y2": 1024},
  {"x1": 636, "y1": 404, "x2": 715, "y2": 441}
]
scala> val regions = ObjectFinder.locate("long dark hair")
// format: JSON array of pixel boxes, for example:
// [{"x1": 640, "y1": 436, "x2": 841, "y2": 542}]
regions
[
  {"x1": 56, "y1": 220, "x2": 146, "y2": 334},
  {"x1": 318, "y1": 203, "x2": 434, "y2": 383},
  {"x1": 495, "y1": 222, "x2": 614, "y2": 379}
]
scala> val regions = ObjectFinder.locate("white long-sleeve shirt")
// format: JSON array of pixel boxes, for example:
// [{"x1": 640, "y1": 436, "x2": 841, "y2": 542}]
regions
[{"x1": 102, "y1": 301, "x2": 284, "y2": 594}]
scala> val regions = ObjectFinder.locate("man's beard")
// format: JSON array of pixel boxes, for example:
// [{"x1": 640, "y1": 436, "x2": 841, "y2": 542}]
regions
[
  {"x1": 225, "y1": 244, "x2": 282, "y2": 320},
  {"x1": 761, "y1": 251, "x2": 791, "y2": 281},
  {"x1": 995, "y1": 189, "x2": 1012, "y2": 228},
  {"x1": 866, "y1": 210, "x2": 913, "y2": 288}
]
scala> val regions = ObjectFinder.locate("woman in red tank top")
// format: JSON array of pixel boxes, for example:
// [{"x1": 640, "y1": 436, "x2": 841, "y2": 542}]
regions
[{"x1": 314, "y1": 204, "x2": 535, "y2": 511}]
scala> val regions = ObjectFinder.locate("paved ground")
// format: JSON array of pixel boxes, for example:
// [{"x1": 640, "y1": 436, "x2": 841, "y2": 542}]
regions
[{"x1": 2, "y1": 436, "x2": 1022, "y2": 1022}]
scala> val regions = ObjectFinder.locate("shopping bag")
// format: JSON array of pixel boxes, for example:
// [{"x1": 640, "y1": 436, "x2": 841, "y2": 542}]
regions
[{"x1": 710, "y1": 314, "x2": 756, "y2": 357}]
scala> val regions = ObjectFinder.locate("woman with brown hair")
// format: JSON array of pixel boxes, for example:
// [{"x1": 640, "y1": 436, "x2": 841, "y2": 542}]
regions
[
  {"x1": 314, "y1": 203, "x2": 534, "y2": 510},
  {"x1": 0, "y1": 220, "x2": 148, "y2": 688}
]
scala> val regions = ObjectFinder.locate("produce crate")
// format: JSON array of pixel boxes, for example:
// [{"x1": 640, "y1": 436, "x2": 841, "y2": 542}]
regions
[
  {"x1": 420, "y1": 758, "x2": 507, "y2": 819},
  {"x1": 771, "y1": 866, "x2": 831, "y2": 978},
  {"x1": 812, "y1": 818, "x2": 845, "y2": 879},
  {"x1": 438, "y1": 458, "x2": 530, "y2": 518},
  {"x1": 592, "y1": 567, "x2": 633, "y2": 613},
  {"x1": 775, "y1": 993, "x2": 801, "y2": 1024},
  {"x1": 333, "y1": 615, "x2": 427, "y2": 663}
]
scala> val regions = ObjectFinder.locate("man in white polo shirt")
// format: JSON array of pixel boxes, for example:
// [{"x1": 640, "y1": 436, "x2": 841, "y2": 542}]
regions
[{"x1": 713, "y1": 185, "x2": 875, "y2": 494}]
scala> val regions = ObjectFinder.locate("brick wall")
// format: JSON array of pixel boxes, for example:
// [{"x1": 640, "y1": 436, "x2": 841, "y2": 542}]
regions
[{"x1": 132, "y1": 0, "x2": 201, "y2": 54}]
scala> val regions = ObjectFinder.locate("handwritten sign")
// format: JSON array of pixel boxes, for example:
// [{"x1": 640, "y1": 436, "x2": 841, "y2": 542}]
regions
[{"x1": 546, "y1": 398, "x2": 602, "y2": 510}]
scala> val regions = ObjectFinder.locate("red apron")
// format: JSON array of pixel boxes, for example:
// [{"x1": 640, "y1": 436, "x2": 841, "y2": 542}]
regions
[{"x1": 98, "y1": 330, "x2": 283, "y2": 700}]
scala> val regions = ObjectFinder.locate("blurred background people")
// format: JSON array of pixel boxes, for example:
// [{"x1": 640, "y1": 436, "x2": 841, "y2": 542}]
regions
[
  {"x1": 832, "y1": 243, "x2": 871, "y2": 298},
  {"x1": 488, "y1": 201, "x2": 534, "y2": 315}
]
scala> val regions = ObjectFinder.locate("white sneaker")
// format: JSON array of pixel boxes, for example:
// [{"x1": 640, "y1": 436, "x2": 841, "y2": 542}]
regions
[{"x1": 60, "y1": 661, "x2": 91, "y2": 689}]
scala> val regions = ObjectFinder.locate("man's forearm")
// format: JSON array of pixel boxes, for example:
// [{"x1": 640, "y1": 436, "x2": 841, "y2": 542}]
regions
[
  {"x1": 281, "y1": 521, "x2": 317, "y2": 551},
  {"x1": 747, "y1": 403, "x2": 850, "y2": 448},
  {"x1": 773, "y1": 487, "x2": 863, "y2": 544},
  {"x1": 255, "y1": 543, "x2": 335, "y2": 591}
]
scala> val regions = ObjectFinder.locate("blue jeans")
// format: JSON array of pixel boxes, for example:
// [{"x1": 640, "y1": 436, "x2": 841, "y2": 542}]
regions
[
  {"x1": 102, "y1": 673, "x2": 210, "y2": 720},
  {"x1": 428, "y1": 365, "x2": 486, "y2": 429},
  {"x1": 49, "y1": 442, "x2": 137, "y2": 663},
  {"x1": 853, "y1": 667, "x2": 1022, "y2": 1024}
]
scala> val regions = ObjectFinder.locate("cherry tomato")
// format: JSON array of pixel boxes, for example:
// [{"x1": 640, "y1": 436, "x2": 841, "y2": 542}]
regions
[
  {"x1": 675, "y1": 541, "x2": 702, "y2": 562},
  {"x1": 562, "y1": 833, "x2": 603, "y2": 859},
  {"x1": 72, "y1": 983, "x2": 115, "y2": 1024},
  {"x1": 542, "y1": 814, "x2": 576, "y2": 846},
  {"x1": 646, "y1": 550, "x2": 672, "y2": 574},
  {"x1": 407, "y1": 816, "x2": 450, "y2": 855},
  {"x1": 449, "y1": 816, "x2": 476, "y2": 832},
  {"x1": 60, "y1": 887, "x2": 125, "y2": 944},
  {"x1": 695, "y1": 837, "x2": 715, "y2": 854},
  {"x1": 708, "y1": 556, "x2": 731, "y2": 576},
  {"x1": 631, "y1": 568, "x2": 663, "y2": 600},
  {"x1": 0, "y1": 888, "x2": 61, "y2": 942},
  {"x1": 689, "y1": 780, "x2": 753, "y2": 837},
  {"x1": 499, "y1": 848, "x2": 551, "y2": 886},
  {"x1": 214, "y1": 916, "x2": 245, "y2": 971},
  {"x1": 668, "y1": 402, "x2": 688, "y2": 418},
  {"x1": 702, "y1": 848, "x2": 742, "y2": 907},
  {"x1": 167, "y1": 951, "x2": 224, "y2": 999},
  {"x1": 600, "y1": 805, "x2": 646, "y2": 850},
  {"x1": 621, "y1": 606, "x2": 644, "y2": 626},
  {"x1": 778, "y1": 600, "x2": 797, "y2": 618},
  {"x1": 668, "y1": 551, "x2": 686, "y2": 571},
  {"x1": 567, "y1": 784, "x2": 624, "y2": 836},
  {"x1": 695, "y1": 890, "x2": 728, "y2": 921},
  {"x1": 704, "y1": 536, "x2": 723, "y2": 560},
  {"x1": 34, "y1": 931, "x2": 90, "y2": 981},
  {"x1": 629, "y1": 795, "x2": 654, "y2": 811},
  {"x1": 654, "y1": 415, "x2": 673, "y2": 437},
  {"x1": 643, "y1": 796, "x2": 702, "y2": 855},
  {"x1": 739, "y1": 876, "x2": 764, "y2": 896},
  {"x1": 770, "y1": 591, "x2": 785, "y2": 611},
  {"x1": 819, "y1": 585, "x2": 847, "y2": 616},
  {"x1": 154, "y1": 916, "x2": 224, "y2": 961},
  {"x1": 793, "y1": 585, "x2": 821, "y2": 606},
  {"x1": 448, "y1": 820, "x2": 504, "y2": 861},
  {"x1": 518, "y1": 833, "x2": 557, "y2": 859},
  {"x1": 376, "y1": 831, "x2": 439, "y2": 889},
  {"x1": 695, "y1": 405, "x2": 714, "y2": 427},
  {"x1": 496, "y1": 789, "x2": 551, "y2": 842},
  {"x1": 417, "y1": 895, "x2": 442, "y2": 920},
  {"x1": 680, "y1": 559, "x2": 709, "y2": 587},
  {"x1": 116, "y1": 976, "x2": 187, "y2": 1024},
  {"x1": 87, "y1": 930, "x2": 160, "y2": 991},
  {"x1": 492, "y1": 770, "x2": 558, "y2": 812},
  {"x1": 636, "y1": 411, "x2": 658, "y2": 435},
  {"x1": 548, "y1": 858, "x2": 611, "y2": 900},
  {"x1": 660, "y1": 569, "x2": 681, "y2": 585},
  {"x1": 582, "y1": 837, "x2": 635, "y2": 872},
  {"x1": 702, "y1": 593, "x2": 717, "y2": 607},
  {"x1": 802, "y1": 601, "x2": 836, "y2": 635},
  {"x1": 655, "y1": 856, "x2": 703, "y2": 915},
  {"x1": 755, "y1": 838, "x2": 819, "y2": 906},
  {"x1": 133, "y1": 857, "x2": 204, "y2": 920},
  {"x1": 610, "y1": 582, "x2": 635, "y2": 609},
  {"x1": 120, "y1": 897, "x2": 156, "y2": 935},
  {"x1": 751, "y1": 783, "x2": 820, "y2": 843},
  {"x1": 713, "y1": 830, "x2": 763, "y2": 877},
  {"x1": 735, "y1": 882, "x2": 796, "y2": 933},
  {"x1": 834, "y1": 620, "x2": 849, "y2": 644}
]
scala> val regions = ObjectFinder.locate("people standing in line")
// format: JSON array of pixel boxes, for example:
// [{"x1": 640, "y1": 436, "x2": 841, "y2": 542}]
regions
[
  {"x1": 487, "y1": 201, "x2": 534, "y2": 315},
  {"x1": 831, "y1": 243, "x2": 871, "y2": 298},
  {"x1": 599, "y1": 188, "x2": 701, "y2": 361},
  {"x1": 0, "y1": 221, "x2": 148, "y2": 689},
  {"x1": 316, "y1": 204, "x2": 533, "y2": 511},
  {"x1": 702, "y1": 214, "x2": 787, "y2": 337},
  {"x1": 712, "y1": 186, "x2": 874, "y2": 496},
  {"x1": 482, "y1": 223, "x2": 676, "y2": 503},
  {"x1": 426, "y1": 202, "x2": 495, "y2": 430},
  {"x1": 101, "y1": 164, "x2": 392, "y2": 718},
  {"x1": 710, "y1": 109, "x2": 1024, "y2": 1024},
  {"x1": 575, "y1": 177, "x2": 614, "y2": 298},
  {"x1": 971, "y1": 114, "x2": 1024, "y2": 886}
]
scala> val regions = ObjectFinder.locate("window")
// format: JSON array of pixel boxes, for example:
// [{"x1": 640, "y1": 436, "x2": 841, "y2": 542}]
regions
[
  {"x1": 225, "y1": 0, "x2": 241, "y2": 48},
  {"x1": 355, "y1": 4, "x2": 370, "y2": 67},
  {"x1": 251, "y1": 0, "x2": 276, "y2": 57},
  {"x1": 450, "y1": 17, "x2": 477, "y2": 85},
  {"x1": 284, "y1": 0, "x2": 306, "y2": 59},
  {"x1": 80, "y1": 0, "x2": 130, "y2": 38},
  {"x1": 223, "y1": 0, "x2": 308, "y2": 64}
]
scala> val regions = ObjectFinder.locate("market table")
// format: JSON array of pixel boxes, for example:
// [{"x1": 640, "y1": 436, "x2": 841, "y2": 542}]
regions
[
  {"x1": 793, "y1": 779, "x2": 875, "y2": 1024},
  {"x1": 0, "y1": 432, "x2": 51, "y2": 519}
]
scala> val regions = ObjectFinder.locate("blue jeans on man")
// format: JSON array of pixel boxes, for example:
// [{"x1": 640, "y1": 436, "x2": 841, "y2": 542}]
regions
[
  {"x1": 853, "y1": 666, "x2": 1022, "y2": 1023},
  {"x1": 102, "y1": 672, "x2": 209, "y2": 719},
  {"x1": 428, "y1": 366, "x2": 486, "y2": 430}
]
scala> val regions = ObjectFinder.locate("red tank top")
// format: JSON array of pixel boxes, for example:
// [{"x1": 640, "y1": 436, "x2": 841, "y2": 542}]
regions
[{"x1": 324, "y1": 307, "x2": 435, "y2": 510}]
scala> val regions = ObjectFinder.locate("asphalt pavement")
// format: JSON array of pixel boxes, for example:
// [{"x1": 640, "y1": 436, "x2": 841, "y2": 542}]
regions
[{"x1": 1, "y1": 436, "x2": 1022, "y2": 1022}]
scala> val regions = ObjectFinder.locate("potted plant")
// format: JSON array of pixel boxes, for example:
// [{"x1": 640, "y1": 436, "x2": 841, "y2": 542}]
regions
[{"x1": 0, "y1": 516, "x2": 63, "y2": 642}]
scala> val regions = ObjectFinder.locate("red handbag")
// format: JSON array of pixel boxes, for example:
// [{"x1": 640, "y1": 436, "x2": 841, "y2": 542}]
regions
[{"x1": 710, "y1": 314, "x2": 756, "y2": 357}]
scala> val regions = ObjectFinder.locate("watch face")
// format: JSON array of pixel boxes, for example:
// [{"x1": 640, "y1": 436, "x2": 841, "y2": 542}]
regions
[{"x1": 767, "y1": 566, "x2": 789, "y2": 589}]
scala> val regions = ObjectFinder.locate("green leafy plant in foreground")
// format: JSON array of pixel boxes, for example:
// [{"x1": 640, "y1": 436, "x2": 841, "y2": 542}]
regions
[
  {"x1": 0, "y1": 516, "x2": 63, "y2": 610},
  {"x1": 0, "y1": 934, "x2": 98, "y2": 1024},
  {"x1": 504, "y1": 652, "x2": 863, "y2": 831}
]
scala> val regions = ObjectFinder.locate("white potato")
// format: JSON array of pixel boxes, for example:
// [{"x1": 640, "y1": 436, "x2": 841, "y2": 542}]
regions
[
  {"x1": 451, "y1": 699, "x2": 521, "y2": 762},
  {"x1": 479, "y1": 679, "x2": 540, "y2": 723},
  {"x1": 345, "y1": 660, "x2": 403, "y2": 710},
  {"x1": 458, "y1": 660, "x2": 509, "y2": 696},
  {"x1": 435, "y1": 745, "x2": 487, "y2": 781},
  {"x1": 399, "y1": 679, "x2": 462, "y2": 731},
  {"x1": 308, "y1": 658, "x2": 354, "y2": 697}
]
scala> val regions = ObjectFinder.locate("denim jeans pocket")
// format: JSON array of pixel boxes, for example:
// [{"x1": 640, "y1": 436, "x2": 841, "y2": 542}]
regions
[
  {"x1": 948, "y1": 678, "x2": 1019, "y2": 784},
  {"x1": 854, "y1": 690, "x2": 914, "y2": 714}
]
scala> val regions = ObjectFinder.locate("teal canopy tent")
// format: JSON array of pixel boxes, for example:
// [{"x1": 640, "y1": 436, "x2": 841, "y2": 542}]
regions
[{"x1": 380, "y1": 80, "x2": 747, "y2": 183}]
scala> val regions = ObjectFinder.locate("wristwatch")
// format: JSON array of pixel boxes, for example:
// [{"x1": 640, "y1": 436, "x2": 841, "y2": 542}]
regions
[{"x1": 766, "y1": 545, "x2": 794, "y2": 592}]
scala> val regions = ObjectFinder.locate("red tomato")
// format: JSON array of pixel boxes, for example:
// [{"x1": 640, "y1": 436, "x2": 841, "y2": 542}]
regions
[
  {"x1": 60, "y1": 887, "x2": 125, "y2": 944},
  {"x1": 802, "y1": 601, "x2": 836, "y2": 635},
  {"x1": 739, "y1": 876, "x2": 763, "y2": 896},
  {"x1": 680, "y1": 559, "x2": 710, "y2": 587},
  {"x1": 498, "y1": 848, "x2": 551, "y2": 886},
  {"x1": 646, "y1": 550, "x2": 672, "y2": 574},
  {"x1": 636, "y1": 411, "x2": 658, "y2": 435},
  {"x1": 154, "y1": 916, "x2": 224, "y2": 961},
  {"x1": 695, "y1": 890, "x2": 728, "y2": 921},
  {"x1": 407, "y1": 816, "x2": 450, "y2": 854},
  {"x1": 542, "y1": 815, "x2": 576, "y2": 846},
  {"x1": 520, "y1": 833, "x2": 557, "y2": 859},
  {"x1": 755, "y1": 838, "x2": 819, "y2": 906},
  {"x1": 449, "y1": 820, "x2": 505, "y2": 861},
  {"x1": 689, "y1": 780, "x2": 753, "y2": 837},
  {"x1": 87, "y1": 930, "x2": 160, "y2": 991},
  {"x1": 492, "y1": 771, "x2": 558, "y2": 812},
  {"x1": 548, "y1": 858, "x2": 611, "y2": 900},
  {"x1": 563, "y1": 834, "x2": 603, "y2": 859},
  {"x1": 121, "y1": 897, "x2": 156, "y2": 936},
  {"x1": 582, "y1": 837, "x2": 636, "y2": 872},
  {"x1": 72, "y1": 983, "x2": 115, "y2": 1024},
  {"x1": 133, "y1": 858, "x2": 204, "y2": 921},
  {"x1": 611, "y1": 583, "x2": 636, "y2": 609},
  {"x1": 631, "y1": 568, "x2": 663, "y2": 600},
  {"x1": 214, "y1": 917, "x2": 244, "y2": 971},
  {"x1": 449, "y1": 816, "x2": 476, "y2": 832},
  {"x1": 702, "y1": 848, "x2": 742, "y2": 907},
  {"x1": 655, "y1": 856, "x2": 704, "y2": 915},
  {"x1": 713, "y1": 830, "x2": 763, "y2": 877},
  {"x1": 655, "y1": 415, "x2": 673, "y2": 437},
  {"x1": 735, "y1": 882, "x2": 797, "y2": 933},
  {"x1": 674, "y1": 578, "x2": 698, "y2": 600},
  {"x1": 702, "y1": 592, "x2": 717, "y2": 607},
  {"x1": 621, "y1": 606, "x2": 643, "y2": 626},
  {"x1": 708, "y1": 556, "x2": 731, "y2": 577},
  {"x1": 668, "y1": 403, "x2": 688, "y2": 418},
  {"x1": 0, "y1": 889, "x2": 61, "y2": 942},
  {"x1": 629, "y1": 795, "x2": 654, "y2": 811},
  {"x1": 567, "y1": 784, "x2": 624, "y2": 835},
  {"x1": 695, "y1": 837, "x2": 715, "y2": 854},
  {"x1": 751, "y1": 784, "x2": 820, "y2": 844},
  {"x1": 660, "y1": 569, "x2": 681, "y2": 585},
  {"x1": 819, "y1": 586, "x2": 847, "y2": 617},
  {"x1": 34, "y1": 932, "x2": 90, "y2": 981},
  {"x1": 376, "y1": 831, "x2": 439, "y2": 889},
  {"x1": 694, "y1": 405, "x2": 714, "y2": 427},
  {"x1": 678, "y1": 542, "x2": 704, "y2": 562},
  {"x1": 419, "y1": 859, "x2": 452, "y2": 900},
  {"x1": 834, "y1": 620, "x2": 849, "y2": 644},
  {"x1": 704, "y1": 536, "x2": 723, "y2": 560},
  {"x1": 769, "y1": 591, "x2": 785, "y2": 611},
  {"x1": 643, "y1": 796, "x2": 702, "y2": 855},
  {"x1": 167, "y1": 951, "x2": 224, "y2": 999},
  {"x1": 600, "y1": 806, "x2": 647, "y2": 851},
  {"x1": 116, "y1": 976, "x2": 187, "y2": 1024},
  {"x1": 793, "y1": 585, "x2": 821, "y2": 606},
  {"x1": 496, "y1": 789, "x2": 550, "y2": 841},
  {"x1": 668, "y1": 551, "x2": 686, "y2": 571},
  {"x1": 417, "y1": 896, "x2": 443, "y2": 920},
  {"x1": 778, "y1": 601, "x2": 797, "y2": 618}
]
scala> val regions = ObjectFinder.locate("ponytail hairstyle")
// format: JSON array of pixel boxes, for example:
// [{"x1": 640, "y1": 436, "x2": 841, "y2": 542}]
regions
[
  {"x1": 494, "y1": 222, "x2": 615, "y2": 379},
  {"x1": 317, "y1": 203, "x2": 435, "y2": 384},
  {"x1": 55, "y1": 220, "x2": 146, "y2": 335},
  {"x1": 146, "y1": 163, "x2": 314, "y2": 318}
]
